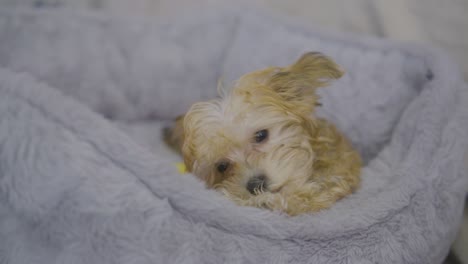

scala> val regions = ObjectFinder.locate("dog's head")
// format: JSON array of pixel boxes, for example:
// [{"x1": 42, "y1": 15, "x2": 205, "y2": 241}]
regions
[{"x1": 182, "y1": 52, "x2": 344, "y2": 210}]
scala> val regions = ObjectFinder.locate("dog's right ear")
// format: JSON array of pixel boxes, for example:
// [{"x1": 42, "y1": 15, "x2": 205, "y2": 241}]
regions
[{"x1": 163, "y1": 115, "x2": 185, "y2": 154}]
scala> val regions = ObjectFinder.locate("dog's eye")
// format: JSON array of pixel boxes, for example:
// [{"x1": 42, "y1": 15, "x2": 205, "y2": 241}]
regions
[
  {"x1": 216, "y1": 161, "x2": 230, "y2": 173},
  {"x1": 254, "y1": 129, "x2": 269, "y2": 143}
]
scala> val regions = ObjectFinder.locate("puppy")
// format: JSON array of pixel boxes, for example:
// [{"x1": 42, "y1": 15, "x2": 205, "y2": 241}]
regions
[{"x1": 164, "y1": 52, "x2": 361, "y2": 216}]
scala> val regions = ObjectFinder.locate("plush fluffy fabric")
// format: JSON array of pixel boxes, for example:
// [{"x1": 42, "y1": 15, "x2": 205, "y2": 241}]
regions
[{"x1": 0, "y1": 7, "x2": 467, "y2": 264}]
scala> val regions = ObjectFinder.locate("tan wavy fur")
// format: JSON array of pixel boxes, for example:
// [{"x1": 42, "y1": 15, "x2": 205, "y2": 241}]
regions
[{"x1": 164, "y1": 52, "x2": 361, "y2": 216}]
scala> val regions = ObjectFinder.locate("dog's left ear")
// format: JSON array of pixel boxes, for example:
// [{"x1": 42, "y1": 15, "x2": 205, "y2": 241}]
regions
[{"x1": 267, "y1": 52, "x2": 343, "y2": 109}]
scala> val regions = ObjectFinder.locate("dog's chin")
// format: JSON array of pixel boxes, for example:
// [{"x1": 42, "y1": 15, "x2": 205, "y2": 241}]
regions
[
  {"x1": 216, "y1": 173, "x2": 331, "y2": 216},
  {"x1": 216, "y1": 176, "x2": 308, "y2": 214},
  {"x1": 219, "y1": 187, "x2": 289, "y2": 213}
]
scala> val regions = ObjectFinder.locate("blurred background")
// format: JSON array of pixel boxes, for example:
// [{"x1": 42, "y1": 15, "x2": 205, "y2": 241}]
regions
[
  {"x1": 1, "y1": 0, "x2": 467, "y2": 263},
  {"x1": 1, "y1": 0, "x2": 467, "y2": 81}
]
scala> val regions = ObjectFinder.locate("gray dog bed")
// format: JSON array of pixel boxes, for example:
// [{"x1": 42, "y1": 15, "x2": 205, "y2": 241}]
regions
[{"x1": 0, "y1": 7, "x2": 467, "y2": 264}]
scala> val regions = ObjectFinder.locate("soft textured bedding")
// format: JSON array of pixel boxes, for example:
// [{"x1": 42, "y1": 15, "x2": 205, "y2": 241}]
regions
[{"x1": 0, "y1": 7, "x2": 467, "y2": 264}]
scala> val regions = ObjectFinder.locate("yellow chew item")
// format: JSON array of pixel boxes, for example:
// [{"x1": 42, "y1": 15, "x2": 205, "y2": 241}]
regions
[{"x1": 175, "y1": 162, "x2": 187, "y2": 174}]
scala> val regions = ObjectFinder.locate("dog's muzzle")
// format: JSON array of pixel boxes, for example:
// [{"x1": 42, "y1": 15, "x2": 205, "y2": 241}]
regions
[{"x1": 246, "y1": 175, "x2": 267, "y2": 195}]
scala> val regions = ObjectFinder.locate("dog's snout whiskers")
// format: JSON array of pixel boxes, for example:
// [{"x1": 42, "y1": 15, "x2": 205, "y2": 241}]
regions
[{"x1": 246, "y1": 175, "x2": 267, "y2": 195}]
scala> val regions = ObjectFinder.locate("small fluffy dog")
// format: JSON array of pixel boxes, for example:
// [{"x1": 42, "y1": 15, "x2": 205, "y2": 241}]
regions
[{"x1": 164, "y1": 52, "x2": 361, "y2": 216}]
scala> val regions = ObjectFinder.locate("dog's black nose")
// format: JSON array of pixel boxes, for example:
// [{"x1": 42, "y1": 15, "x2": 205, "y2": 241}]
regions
[{"x1": 246, "y1": 175, "x2": 267, "y2": 195}]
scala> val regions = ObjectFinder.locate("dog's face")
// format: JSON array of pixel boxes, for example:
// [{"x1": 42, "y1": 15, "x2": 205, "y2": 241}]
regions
[{"x1": 182, "y1": 52, "x2": 347, "y2": 213}]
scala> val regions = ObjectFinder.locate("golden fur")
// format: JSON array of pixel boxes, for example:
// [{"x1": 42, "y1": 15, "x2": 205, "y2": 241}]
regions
[{"x1": 164, "y1": 52, "x2": 361, "y2": 216}]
